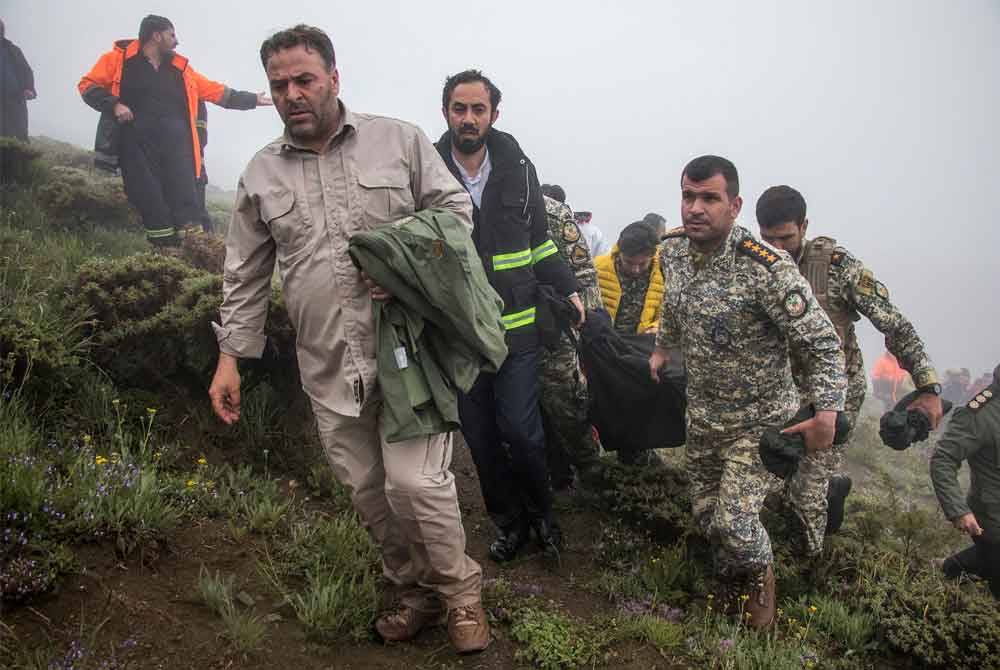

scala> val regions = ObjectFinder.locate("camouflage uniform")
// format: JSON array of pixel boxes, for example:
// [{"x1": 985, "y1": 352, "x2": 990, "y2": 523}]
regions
[
  {"x1": 539, "y1": 196, "x2": 602, "y2": 482},
  {"x1": 613, "y1": 258, "x2": 650, "y2": 335},
  {"x1": 786, "y1": 237, "x2": 938, "y2": 555},
  {"x1": 656, "y1": 226, "x2": 846, "y2": 581}
]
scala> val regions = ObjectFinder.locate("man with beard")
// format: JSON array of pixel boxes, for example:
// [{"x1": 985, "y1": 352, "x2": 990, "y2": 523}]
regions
[
  {"x1": 756, "y1": 185, "x2": 943, "y2": 558},
  {"x1": 595, "y1": 221, "x2": 664, "y2": 336},
  {"x1": 648, "y1": 156, "x2": 846, "y2": 629},
  {"x1": 434, "y1": 70, "x2": 582, "y2": 564},
  {"x1": 78, "y1": 15, "x2": 269, "y2": 246},
  {"x1": 0, "y1": 18, "x2": 36, "y2": 142},
  {"x1": 209, "y1": 26, "x2": 489, "y2": 653}
]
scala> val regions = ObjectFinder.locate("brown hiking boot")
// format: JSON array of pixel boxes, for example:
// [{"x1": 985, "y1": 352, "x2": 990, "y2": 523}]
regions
[
  {"x1": 447, "y1": 603, "x2": 491, "y2": 654},
  {"x1": 746, "y1": 565, "x2": 776, "y2": 630},
  {"x1": 375, "y1": 604, "x2": 444, "y2": 642}
]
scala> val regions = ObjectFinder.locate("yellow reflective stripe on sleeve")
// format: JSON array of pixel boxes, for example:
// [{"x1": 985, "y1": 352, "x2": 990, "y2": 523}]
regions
[
  {"x1": 502, "y1": 307, "x2": 536, "y2": 330},
  {"x1": 531, "y1": 239, "x2": 558, "y2": 264},
  {"x1": 492, "y1": 248, "x2": 532, "y2": 271}
]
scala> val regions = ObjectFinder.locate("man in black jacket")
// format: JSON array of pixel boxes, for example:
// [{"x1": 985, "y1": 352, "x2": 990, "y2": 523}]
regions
[
  {"x1": 0, "y1": 19, "x2": 35, "y2": 141},
  {"x1": 435, "y1": 70, "x2": 582, "y2": 564}
]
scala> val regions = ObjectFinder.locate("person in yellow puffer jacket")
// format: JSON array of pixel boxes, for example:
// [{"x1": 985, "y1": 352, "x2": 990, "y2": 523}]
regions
[{"x1": 594, "y1": 221, "x2": 664, "y2": 334}]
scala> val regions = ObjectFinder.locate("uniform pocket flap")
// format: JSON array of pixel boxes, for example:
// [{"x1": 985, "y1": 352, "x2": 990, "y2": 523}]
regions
[
  {"x1": 259, "y1": 189, "x2": 295, "y2": 223},
  {"x1": 358, "y1": 170, "x2": 409, "y2": 189}
]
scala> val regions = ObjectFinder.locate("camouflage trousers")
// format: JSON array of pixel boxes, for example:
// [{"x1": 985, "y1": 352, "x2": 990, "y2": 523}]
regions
[
  {"x1": 784, "y1": 368, "x2": 866, "y2": 556},
  {"x1": 687, "y1": 428, "x2": 784, "y2": 580},
  {"x1": 539, "y1": 335, "x2": 601, "y2": 484}
]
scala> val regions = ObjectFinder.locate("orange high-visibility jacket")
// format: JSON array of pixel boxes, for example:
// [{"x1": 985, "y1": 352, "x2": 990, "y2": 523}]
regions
[{"x1": 78, "y1": 40, "x2": 246, "y2": 177}]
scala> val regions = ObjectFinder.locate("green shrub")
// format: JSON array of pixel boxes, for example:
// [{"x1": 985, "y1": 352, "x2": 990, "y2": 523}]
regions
[
  {"x1": 34, "y1": 165, "x2": 136, "y2": 230},
  {"x1": 510, "y1": 607, "x2": 604, "y2": 670},
  {"x1": 0, "y1": 137, "x2": 45, "y2": 186}
]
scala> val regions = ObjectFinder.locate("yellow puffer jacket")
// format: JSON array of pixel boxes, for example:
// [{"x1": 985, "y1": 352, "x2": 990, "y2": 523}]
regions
[{"x1": 594, "y1": 246, "x2": 664, "y2": 333}]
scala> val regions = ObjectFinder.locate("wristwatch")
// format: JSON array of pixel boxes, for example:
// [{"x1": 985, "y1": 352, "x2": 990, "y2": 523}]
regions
[{"x1": 917, "y1": 383, "x2": 942, "y2": 396}]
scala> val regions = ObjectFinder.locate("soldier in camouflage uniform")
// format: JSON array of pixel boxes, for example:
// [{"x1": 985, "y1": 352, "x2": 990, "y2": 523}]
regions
[
  {"x1": 931, "y1": 364, "x2": 1000, "y2": 598},
  {"x1": 648, "y1": 156, "x2": 847, "y2": 629},
  {"x1": 756, "y1": 185, "x2": 943, "y2": 557},
  {"x1": 539, "y1": 189, "x2": 603, "y2": 487}
]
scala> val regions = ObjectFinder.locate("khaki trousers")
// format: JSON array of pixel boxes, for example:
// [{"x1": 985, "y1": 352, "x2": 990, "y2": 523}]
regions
[{"x1": 313, "y1": 399, "x2": 482, "y2": 611}]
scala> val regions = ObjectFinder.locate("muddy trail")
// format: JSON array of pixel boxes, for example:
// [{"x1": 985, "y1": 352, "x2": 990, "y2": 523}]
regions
[{"x1": 3, "y1": 445, "x2": 677, "y2": 670}]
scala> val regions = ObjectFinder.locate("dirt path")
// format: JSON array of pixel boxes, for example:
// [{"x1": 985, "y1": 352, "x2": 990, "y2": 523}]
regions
[{"x1": 5, "y1": 447, "x2": 674, "y2": 669}]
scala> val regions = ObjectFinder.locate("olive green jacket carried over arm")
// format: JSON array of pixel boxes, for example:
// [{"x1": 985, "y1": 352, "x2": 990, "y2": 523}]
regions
[{"x1": 348, "y1": 208, "x2": 508, "y2": 443}]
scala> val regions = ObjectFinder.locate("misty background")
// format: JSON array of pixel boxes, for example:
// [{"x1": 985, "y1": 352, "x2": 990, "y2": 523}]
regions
[{"x1": 5, "y1": 0, "x2": 999, "y2": 379}]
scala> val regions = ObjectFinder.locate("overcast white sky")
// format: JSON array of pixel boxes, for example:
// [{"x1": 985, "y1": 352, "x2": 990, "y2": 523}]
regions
[{"x1": 6, "y1": 0, "x2": 1000, "y2": 378}]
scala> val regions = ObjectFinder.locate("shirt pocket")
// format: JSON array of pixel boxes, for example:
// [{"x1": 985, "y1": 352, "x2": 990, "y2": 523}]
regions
[
  {"x1": 501, "y1": 189, "x2": 531, "y2": 230},
  {"x1": 357, "y1": 169, "x2": 414, "y2": 226},
  {"x1": 260, "y1": 188, "x2": 308, "y2": 255}
]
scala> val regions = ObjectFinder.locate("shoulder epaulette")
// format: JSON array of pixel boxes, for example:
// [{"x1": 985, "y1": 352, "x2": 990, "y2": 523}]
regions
[
  {"x1": 967, "y1": 387, "x2": 995, "y2": 411},
  {"x1": 662, "y1": 226, "x2": 686, "y2": 239},
  {"x1": 737, "y1": 237, "x2": 780, "y2": 269}
]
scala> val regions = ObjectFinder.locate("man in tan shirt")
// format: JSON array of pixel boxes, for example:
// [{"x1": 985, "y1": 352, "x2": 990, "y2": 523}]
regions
[{"x1": 208, "y1": 25, "x2": 489, "y2": 653}]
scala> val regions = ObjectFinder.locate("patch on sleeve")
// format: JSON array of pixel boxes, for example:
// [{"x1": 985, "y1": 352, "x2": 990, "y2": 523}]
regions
[
  {"x1": 783, "y1": 289, "x2": 808, "y2": 318},
  {"x1": 562, "y1": 222, "x2": 581, "y2": 243},
  {"x1": 831, "y1": 250, "x2": 846, "y2": 266},
  {"x1": 570, "y1": 244, "x2": 590, "y2": 264},
  {"x1": 968, "y1": 388, "x2": 994, "y2": 411},
  {"x1": 663, "y1": 226, "x2": 687, "y2": 239},
  {"x1": 875, "y1": 281, "x2": 889, "y2": 300},
  {"x1": 855, "y1": 269, "x2": 877, "y2": 297},
  {"x1": 737, "y1": 238, "x2": 779, "y2": 268}
]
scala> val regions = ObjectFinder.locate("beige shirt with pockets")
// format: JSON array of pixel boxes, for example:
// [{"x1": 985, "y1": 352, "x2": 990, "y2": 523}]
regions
[{"x1": 214, "y1": 103, "x2": 473, "y2": 417}]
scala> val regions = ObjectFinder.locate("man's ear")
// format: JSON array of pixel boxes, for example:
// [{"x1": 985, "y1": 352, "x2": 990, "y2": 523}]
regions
[
  {"x1": 490, "y1": 106, "x2": 499, "y2": 125},
  {"x1": 330, "y1": 67, "x2": 340, "y2": 97},
  {"x1": 730, "y1": 194, "x2": 743, "y2": 219},
  {"x1": 801, "y1": 218, "x2": 809, "y2": 236}
]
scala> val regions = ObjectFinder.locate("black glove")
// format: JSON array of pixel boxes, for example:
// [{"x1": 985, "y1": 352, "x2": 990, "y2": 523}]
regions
[
  {"x1": 759, "y1": 405, "x2": 852, "y2": 479},
  {"x1": 879, "y1": 390, "x2": 953, "y2": 451}
]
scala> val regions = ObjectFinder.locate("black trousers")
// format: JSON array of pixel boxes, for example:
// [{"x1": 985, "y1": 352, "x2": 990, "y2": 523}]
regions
[
  {"x1": 118, "y1": 116, "x2": 198, "y2": 240},
  {"x1": 459, "y1": 347, "x2": 553, "y2": 531},
  {"x1": 943, "y1": 537, "x2": 1000, "y2": 598},
  {"x1": 195, "y1": 159, "x2": 214, "y2": 233}
]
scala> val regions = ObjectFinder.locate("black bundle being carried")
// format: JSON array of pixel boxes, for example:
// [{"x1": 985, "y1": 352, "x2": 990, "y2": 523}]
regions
[{"x1": 577, "y1": 309, "x2": 687, "y2": 455}]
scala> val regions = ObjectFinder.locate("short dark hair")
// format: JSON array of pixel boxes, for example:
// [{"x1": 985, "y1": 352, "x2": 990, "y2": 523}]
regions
[
  {"x1": 541, "y1": 184, "x2": 566, "y2": 203},
  {"x1": 618, "y1": 221, "x2": 659, "y2": 257},
  {"x1": 139, "y1": 15, "x2": 173, "y2": 45},
  {"x1": 642, "y1": 212, "x2": 665, "y2": 226},
  {"x1": 756, "y1": 185, "x2": 807, "y2": 228},
  {"x1": 442, "y1": 69, "x2": 501, "y2": 111},
  {"x1": 681, "y1": 155, "x2": 739, "y2": 199},
  {"x1": 260, "y1": 24, "x2": 336, "y2": 71}
]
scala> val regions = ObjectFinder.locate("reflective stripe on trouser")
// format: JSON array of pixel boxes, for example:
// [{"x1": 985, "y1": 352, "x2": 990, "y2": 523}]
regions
[
  {"x1": 313, "y1": 399, "x2": 482, "y2": 610},
  {"x1": 686, "y1": 429, "x2": 784, "y2": 579},
  {"x1": 784, "y1": 367, "x2": 866, "y2": 555}
]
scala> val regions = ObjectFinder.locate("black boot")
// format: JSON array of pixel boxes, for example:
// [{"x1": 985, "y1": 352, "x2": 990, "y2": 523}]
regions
[
  {"x1": 825, "y1": 474, "x2": 853, "y2": 535},
  {"x1": 532, "y1": 517, "x2": 563, "y2": 568},
  {"x1": 489, "y1": 520, "x2": 530, "y2": 563}
]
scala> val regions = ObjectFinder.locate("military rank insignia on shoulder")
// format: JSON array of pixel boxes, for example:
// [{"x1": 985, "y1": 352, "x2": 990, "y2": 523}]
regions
[
  {"x1": 967, "y1": 388, "x2": 995, "y2": 411},
  {"x1": 831, "y1": 249, "x2": 847, "y2": 266},
  {"x1": 737, "y1": 238, "x2": 779, "y2": 269}
]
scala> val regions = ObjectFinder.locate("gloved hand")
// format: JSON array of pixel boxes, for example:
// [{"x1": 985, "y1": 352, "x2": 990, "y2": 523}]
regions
[
  {"x1": 759, "y1": 405, "x2": 852, "y2": 479},
  {"x1": 879, "y1": 390, "x2": 953, "y2": 451}
]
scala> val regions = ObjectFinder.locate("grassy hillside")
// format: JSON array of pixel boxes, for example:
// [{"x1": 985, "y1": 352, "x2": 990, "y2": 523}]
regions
[{"x1": 0, "y1": 136, "x2": 997, "y2": 670}]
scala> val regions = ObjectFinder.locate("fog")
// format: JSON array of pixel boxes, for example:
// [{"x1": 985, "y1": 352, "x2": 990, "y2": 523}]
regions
[{"x1": 6, "y1": 0, "x2": 999, "y2": 378}]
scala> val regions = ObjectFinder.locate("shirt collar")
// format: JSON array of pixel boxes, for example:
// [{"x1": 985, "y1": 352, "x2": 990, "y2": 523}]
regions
[
  {"x1": 280, "y1": 100, "x2": 356, "y2": 153},
  {"x1": 452, "y1": 146, "x2": 491, "y2": 183}
]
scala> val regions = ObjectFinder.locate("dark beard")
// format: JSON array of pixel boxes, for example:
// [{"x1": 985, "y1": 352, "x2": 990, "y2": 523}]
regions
[{"x1": 451, "y1": 127, "x2": 489, "y2": 155}]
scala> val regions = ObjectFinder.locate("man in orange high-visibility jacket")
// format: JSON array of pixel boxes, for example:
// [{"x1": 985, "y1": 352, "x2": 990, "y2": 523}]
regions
[
  {"x1": 78, "y1": 15, "x2": 270, "y2": 245},
  {"x1": 872, "y1": 350, "x2": 913, "y2": 409}
]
